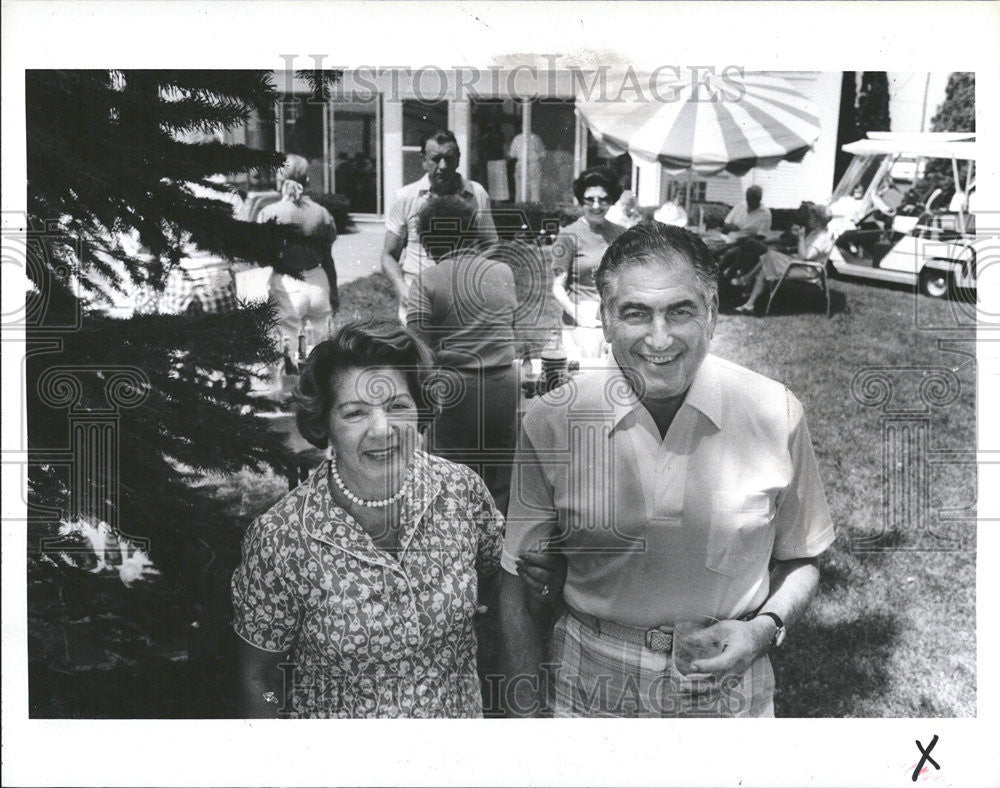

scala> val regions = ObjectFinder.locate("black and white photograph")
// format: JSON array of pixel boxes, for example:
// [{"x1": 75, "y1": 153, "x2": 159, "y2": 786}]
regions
[{"x1": 3, "y1": 1, "x2": 998, "y2": 785}]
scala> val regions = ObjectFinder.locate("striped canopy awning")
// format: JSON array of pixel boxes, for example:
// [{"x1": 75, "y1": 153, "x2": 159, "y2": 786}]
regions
[{"x1": 576, "y1": 69, "x2": 822, "y2": 176}]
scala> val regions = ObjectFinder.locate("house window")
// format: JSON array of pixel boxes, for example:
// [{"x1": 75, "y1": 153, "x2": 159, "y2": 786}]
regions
[
  {"x1": 239, "y1": 93, "x2": 384, "y2": 215},
  {"x1": 331, "y1": 96, "x2": 382, "y2": 215},
  {"x1": 469, "y1": 98, "x2": 520, "y2": 203},
  {"x1": 530, "y1": 99, "x2": 576, "y2": 206},
  {"x1": 402, "y1": 99, "x2": 448, "y2": 187},
  {"x1": 244, "y1": 109, "x2": 277, "y2": 191},
  {"x1": 469, "y1": 97, "x2": 584, "y2": 207},
  {"x1": 278, "y1": 95, "x2": 328, "y2": 193}
]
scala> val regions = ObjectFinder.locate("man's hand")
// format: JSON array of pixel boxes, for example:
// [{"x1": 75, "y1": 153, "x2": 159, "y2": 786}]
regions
[{"x1": 686, "y1": 617, "x2": 774, "y2": 678}]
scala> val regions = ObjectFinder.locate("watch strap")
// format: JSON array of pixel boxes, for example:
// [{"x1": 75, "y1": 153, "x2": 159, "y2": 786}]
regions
[{"x1": 757, "y1": 611, "x2": 786, "y2": 647}]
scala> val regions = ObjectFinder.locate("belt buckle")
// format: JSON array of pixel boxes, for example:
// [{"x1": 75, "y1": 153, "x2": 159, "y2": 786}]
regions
[{"x1": 644, "y1": 628, "x2": 672, "y2": 653}]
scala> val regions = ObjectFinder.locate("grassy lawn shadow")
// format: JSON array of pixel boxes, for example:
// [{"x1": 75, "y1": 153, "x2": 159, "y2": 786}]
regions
[{"x1": 773, "y1": 611, "x2": 901, "y2": 717}]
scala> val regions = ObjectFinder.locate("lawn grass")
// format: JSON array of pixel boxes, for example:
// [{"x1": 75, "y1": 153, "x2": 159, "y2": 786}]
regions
[
  {"x1": 711, "y1": 277, "x2": 976, "y2": 716},
  {"x1": 215, "y1": 267, "x2": 977, "y2": 717}
]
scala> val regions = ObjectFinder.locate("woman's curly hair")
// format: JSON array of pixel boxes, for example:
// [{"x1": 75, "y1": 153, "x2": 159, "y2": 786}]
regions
[{"x1": 293, "y1": 319, "x2": 438, "y2": 449}]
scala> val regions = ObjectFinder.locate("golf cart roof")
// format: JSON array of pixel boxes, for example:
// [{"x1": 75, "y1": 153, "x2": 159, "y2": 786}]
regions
[{"x1": 842, "y1": 133, "x2": 977, "y2": 161}]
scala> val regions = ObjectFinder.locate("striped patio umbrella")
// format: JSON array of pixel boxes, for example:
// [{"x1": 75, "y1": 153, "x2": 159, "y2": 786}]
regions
[{"x1": 576, "y1": 69, "x2": 822, "y2": 177}]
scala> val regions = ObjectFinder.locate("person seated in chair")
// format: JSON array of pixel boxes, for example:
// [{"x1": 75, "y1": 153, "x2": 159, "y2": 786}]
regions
[
  {"x1": 717, "y1": 186, "x2": 774, "y2": 282},
  {"x1": 732, "y1": 202, "x2": 832, "y2": 314}
]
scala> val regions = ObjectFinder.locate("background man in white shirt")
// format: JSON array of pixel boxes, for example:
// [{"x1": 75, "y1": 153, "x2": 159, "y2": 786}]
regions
[
  {"x1": 721, "y1": 185, "x2": 772, "y2": 238},
  {"x1": 381, "y1": 130, "x2": 496, "y2": 320}
]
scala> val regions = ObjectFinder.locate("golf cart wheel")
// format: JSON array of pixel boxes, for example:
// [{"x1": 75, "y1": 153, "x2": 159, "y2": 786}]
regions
[{"x1": 919, "y1": 268, "x2": 950, "y2": 299}]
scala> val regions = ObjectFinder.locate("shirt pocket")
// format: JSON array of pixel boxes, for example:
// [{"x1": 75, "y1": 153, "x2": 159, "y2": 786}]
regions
[{"x1": 705, "y1": 491, "x2": 775, "y2": 578}]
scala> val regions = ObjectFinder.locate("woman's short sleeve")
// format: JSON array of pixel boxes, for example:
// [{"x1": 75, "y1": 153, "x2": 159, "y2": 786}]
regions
[
  {"x1": 231, "y1": 515, "x2": 302, "y2": 653},
  {"x1": 806, "y1": 230, "x2": 834, "y2": 261},
  {"x1": 468, "y1": 473, "x2": 504, "y2": 579},
  {"x1": 550, "y1": 233, "x2": 576, "y2": 278}
]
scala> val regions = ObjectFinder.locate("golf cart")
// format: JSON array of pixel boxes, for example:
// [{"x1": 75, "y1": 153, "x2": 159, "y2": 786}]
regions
[{"x1": 826, "y1": 132, "x2": 977, "y2": 299}]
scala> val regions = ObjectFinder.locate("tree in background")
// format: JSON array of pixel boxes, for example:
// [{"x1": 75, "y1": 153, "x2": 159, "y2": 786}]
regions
[
  {"x1": 25, "y1": 69, "x2": 338, "y2": 717},
  {"x1": 855, "y1": 72, "x2": 892, "y2": 138},
  {"x1": 833, "y1": 72, "x2": 860, "y2": 187},
  {"x1": 832, "y1": 72, "x2": 892, "y2": 189},
  {"x1": 907, "y1": 72, "x2": 976, "y2": 208}
]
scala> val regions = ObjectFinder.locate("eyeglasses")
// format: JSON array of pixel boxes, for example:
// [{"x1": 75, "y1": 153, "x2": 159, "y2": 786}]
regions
[{"x1": 583, "y1": 196, "x2": 611, "y2": 206}]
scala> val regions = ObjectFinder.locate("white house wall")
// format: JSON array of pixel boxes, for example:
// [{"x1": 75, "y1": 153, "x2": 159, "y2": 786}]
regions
[
  {"x1": 259, "y1": 68, "x2": 952, "y2": 214},
  {"x1": 726, "y1": 71, "x2": 843, "y2": 209}
]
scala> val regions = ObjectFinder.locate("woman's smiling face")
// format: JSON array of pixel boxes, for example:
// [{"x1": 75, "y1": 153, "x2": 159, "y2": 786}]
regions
[
  {"x1": 327, "y1": 366, "x2": 419, "y2": 498},
  {"x1": 581, "y1": 185, "x2": 611, "y2": 226}
]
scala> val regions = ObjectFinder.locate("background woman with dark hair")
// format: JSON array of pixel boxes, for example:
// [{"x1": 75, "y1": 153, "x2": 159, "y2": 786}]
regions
[
  {"x1": 550, "y1": 166, "x2": 624, "y2": 357},
  {"x1": 232, "y1": 319, "x2": 505, "y2": 718},
  {"x1": 405, "y1": 194, "x2": 519, "y2": 514}
]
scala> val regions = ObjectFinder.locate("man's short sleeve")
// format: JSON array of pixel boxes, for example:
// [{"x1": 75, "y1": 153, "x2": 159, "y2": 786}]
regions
[
  {"x1": 385, "y1": 189, "x2": 409, "y2": 239},
  {"x1": 756, "y1": 208, "x2": 773, "y2": 235},
  {"x1": 231, "y1": 516, "x2": 302, "y2": 653},
  {"x1": 724, "y1": 205, "x2": 739, "y2": 226},
  {"x1": 772, "y1": 394, "x2": 835, "y2": 560},
  {"x1": 501, "y1": 425, "x2": 561, "y2": 574},
  {"x1": 469, "y1": 181, "x2": 497, "y2": 240}
]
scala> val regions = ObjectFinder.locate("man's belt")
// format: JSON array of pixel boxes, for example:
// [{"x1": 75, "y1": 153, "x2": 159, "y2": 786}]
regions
[
  {"x1": 566, "y1": 605, "x2": 761, "y2": 654},
  {"x1": 566, "y1": 606, "x2": 674, "y2": 653}
]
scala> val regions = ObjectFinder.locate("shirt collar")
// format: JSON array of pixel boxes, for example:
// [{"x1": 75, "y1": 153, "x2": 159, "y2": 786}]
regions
[
  {"x1": 301, "y1": 451, "x2": 440, "y2": 565},
  {"x1": 604, "y1": 353, "x2": 723, "y2": 434},
  {"x1": 417, "y1": 173, "x2": 473, "y2": 199}
]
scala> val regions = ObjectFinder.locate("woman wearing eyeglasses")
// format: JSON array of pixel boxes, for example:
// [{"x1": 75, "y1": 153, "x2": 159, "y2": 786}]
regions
[{"x1": 550, "y1": 167, "x2": 624, "y2": 357}]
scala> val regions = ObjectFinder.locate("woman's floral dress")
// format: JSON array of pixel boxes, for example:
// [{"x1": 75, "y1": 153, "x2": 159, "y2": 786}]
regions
[{"x1": 232, "y1": 450, "x2": 503, "y2": 718}]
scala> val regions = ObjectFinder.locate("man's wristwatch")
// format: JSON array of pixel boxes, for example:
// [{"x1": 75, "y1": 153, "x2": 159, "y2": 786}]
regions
[{"x1": 756, "y1": 611, "x2": 786, "y2": 648}]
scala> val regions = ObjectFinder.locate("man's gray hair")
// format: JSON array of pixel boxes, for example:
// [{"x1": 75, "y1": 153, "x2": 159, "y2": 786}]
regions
[{"x1": 595, "y1": 220, "x2": 719, "y2": 306}]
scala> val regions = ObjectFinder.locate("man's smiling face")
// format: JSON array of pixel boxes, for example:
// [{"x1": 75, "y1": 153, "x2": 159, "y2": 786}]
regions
[{"x1": 601, "y1": 255, "x2": 717, "y2": 405}]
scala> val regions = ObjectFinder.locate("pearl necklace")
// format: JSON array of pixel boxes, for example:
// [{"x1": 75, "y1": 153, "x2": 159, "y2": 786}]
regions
[{"x1": 329, "y1": 455, "x2": 407, "y2": 508}]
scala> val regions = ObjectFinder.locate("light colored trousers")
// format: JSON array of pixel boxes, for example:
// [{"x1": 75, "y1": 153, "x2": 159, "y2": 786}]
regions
[{"x1": 269, "y1": 267, "x2": 333, "y2": 348}]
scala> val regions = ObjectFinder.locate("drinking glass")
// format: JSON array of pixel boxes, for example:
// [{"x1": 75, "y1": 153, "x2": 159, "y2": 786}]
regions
[{"x1": 672, "y1": 615, "x2": 723, "y2": 677}]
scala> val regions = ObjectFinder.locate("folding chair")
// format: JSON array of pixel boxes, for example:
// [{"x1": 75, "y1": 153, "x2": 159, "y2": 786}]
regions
[{"x1": 765, "y1": 250, "x2": 832, "y2": 316}]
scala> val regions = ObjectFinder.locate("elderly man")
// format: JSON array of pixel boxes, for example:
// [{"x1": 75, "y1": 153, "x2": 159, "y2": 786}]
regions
[
  {"x1": 717, "y1": 185, "x2": 775, "y2": 284},
  {"x1": 381, "y1": 129, "x2": 496, "y2": 320},
  {"x1": 721, "y1": 185, "x2": 772, "y2": 238},
  {"x1": 499, "y1": 221, "x2": 833, "y2": 717}
]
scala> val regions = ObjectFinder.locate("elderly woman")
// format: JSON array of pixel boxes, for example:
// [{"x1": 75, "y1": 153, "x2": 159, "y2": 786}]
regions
[
  {"x1": 733, "y1": 201, "x2": 834, "y2": 314},
  {"x1": 405, "y1": 195, "x2": 519, "y2": 515},
  {"x1": 232, "y1": 320, "x2": 504, "y2": 718},
  {"x1": 257, "y1": 153, "x2": 339, "y2": 351},
  {"x1": 550, "y1": 167, "x2": 624, "y2": 357}
]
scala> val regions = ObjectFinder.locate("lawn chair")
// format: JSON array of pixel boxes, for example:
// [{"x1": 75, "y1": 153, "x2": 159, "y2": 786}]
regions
[{"x1": 764, "y1": 249, "x2": 832, "y2": 316}]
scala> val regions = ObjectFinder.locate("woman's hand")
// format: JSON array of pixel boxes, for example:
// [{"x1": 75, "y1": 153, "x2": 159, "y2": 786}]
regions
[{"x1": 516, "y1": 550, "x2": 567, "y2": 605}]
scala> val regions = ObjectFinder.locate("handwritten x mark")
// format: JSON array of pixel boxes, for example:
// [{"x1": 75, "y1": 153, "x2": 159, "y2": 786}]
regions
[{"x1": 912, "y1": 734, "x2": 940, "y2": 782}]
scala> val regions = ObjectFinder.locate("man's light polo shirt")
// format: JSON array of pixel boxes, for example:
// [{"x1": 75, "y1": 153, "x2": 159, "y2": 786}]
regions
[
  {"x1": 501, "y1": 354, "x2": 834, "y2": 627},
  {"x1": 724, "y1": 203, "x2": 773, "y2": 237},
  {"x1": 385, "y1": 174, "x2": 496, "y2": 277}
]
